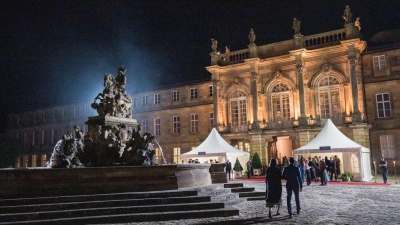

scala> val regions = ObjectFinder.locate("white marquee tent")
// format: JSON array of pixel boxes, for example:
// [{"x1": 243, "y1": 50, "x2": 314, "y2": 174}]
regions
[
  {"x1": 293, "y1": 119, "x2": 373, "y2": 181},
  {"x1": 180, "y1": 128, "x2": 250, "y2": 169}
]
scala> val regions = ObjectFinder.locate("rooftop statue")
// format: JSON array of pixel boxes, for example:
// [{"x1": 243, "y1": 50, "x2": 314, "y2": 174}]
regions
[
  {"x1": 248, "y1": 28, "x2": 256, "y2": 45},
  {"x1": 225, "y1": 46, "x2": 230, "y2": 53},
  {"x1": 211, "y1": 38, "x2": 218, "y2": 52},
  {"x1": 355, "y1": 17, "x2": 361, "y2": 30},
  {"x1": 92, "y1": 67, "x2": 132, "y2": 118},
  {"x1": 292, "y1": 18, "x2": 301, "y2": 34},
  {"x1": 342, "y1": 5, "x2": 353, "y2": 24}
]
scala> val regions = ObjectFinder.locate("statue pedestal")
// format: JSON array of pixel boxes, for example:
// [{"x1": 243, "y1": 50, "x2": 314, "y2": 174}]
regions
[{"x1": 86, "y1": 115, "x2": 139, "y2": 138}]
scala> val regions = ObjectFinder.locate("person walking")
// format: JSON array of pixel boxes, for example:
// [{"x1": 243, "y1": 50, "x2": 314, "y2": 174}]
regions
[
  {"x1": 265, "y1": 158, "x2": 282, "y2": 219},
  {"x1": 299, "y1": 156, "x2": 306, "y2": 183},
  {"x1": 379, "y1": 157, "x2": 388, "y2": 184},
  {"x1": 305, "y1": 160, "x2": 311, "y2": 185},
  {"x1": 282, "y1": 157, "x2": 303, "y2": 219},
  {"x1": 308, "y1": 156, "x2": 318, "y2": 183},
  {"x1": 225, "y1": 160, "x2": 232, "y2": 180},
  {"x1": 319, "y1": 158, "x2": 327, "y2": 186},
  {"x1": 246, "y1": 160, "x2": 252, "y2": 178}
]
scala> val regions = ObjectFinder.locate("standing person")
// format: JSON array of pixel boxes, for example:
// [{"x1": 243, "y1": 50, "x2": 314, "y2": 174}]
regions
[
  {"x1": 314, "y1": 156, "x2": 320, "y2": 181},
  {"x1": 325, "y1": 156, "x2": 331, "y2": 178},
  {"x1": 305, "y1": 160, "x2": 311, "y2": 186},
  {"x1": 334, "y1": 155, "x2": 341, "y2": 176},
  {"x1": 246, "y1": 160, "x2": 252, "y2": 178},
  {"x1": 299, "y1": 156, "x2": 306, "y2": 183},
  {"x1": 282, "y1": 157, "x2": 303, "y2": 219},
  {"x1": 379, "y1": 157, "x2": 388, "y2": 184},
  {"x1": 308, "y1": 156, "x2": 318, "y2": 183},
  {"x1": 265, "y1": 159, "x2": 282, "y2": 219},
  {"x1": 319, "y1": 158, "x2": 327, "y2": 186},
  {"x1": 225, "y1": 160, "x2": 232, "y2": 180},
  {"x1": 329, "y1": 156, "x2": 337, "y2": 181}
]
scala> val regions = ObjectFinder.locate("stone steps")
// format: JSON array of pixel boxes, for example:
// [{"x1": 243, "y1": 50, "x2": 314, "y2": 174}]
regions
[
  {"x1": 0, "y1": 189, "x2": 239, "y2": 224},
  {"x1": 223, "y1": 182, "x2": 265, "y2": 202}
]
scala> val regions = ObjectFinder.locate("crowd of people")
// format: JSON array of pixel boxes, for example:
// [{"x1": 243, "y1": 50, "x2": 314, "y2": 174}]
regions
[{"x1": 265, "y1": 155, "x2": 342, "y2": 219}]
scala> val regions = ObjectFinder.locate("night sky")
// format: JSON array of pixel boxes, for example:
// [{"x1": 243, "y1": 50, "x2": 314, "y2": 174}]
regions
[{"x1": 1, "y1": 0, "x2": 400, "y2": 131}]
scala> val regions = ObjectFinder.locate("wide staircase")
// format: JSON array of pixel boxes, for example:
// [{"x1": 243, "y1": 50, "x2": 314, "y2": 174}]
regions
[
  {"x1": 0, "y1": 182, "x2": 263, "y2": 224},
  {"x1": 0, "y1": 189, "x2": 238, "y2": 224}
]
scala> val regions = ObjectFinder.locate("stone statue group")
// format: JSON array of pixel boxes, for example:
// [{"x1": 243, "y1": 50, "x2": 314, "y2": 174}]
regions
[{"x1": 48, "y1": 67, "x2": 158, "y2": 168}]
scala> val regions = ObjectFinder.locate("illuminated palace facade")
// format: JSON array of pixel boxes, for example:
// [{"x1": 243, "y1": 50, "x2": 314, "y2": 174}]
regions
[{"x1": 6, "y1": 22, "x2": 400, "y2": 172}]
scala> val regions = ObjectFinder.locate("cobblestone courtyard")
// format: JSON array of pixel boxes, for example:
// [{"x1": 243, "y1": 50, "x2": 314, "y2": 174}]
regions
[{"x1": 130, "y1": 175, "x2": 400, "y2": 225}]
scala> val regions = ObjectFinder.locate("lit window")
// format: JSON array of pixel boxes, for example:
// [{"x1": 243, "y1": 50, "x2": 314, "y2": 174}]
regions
[
  {"x1": 271, "y1": 83, "x2": 290, "y2": 122},
  {"x1": 173, "y1": 116, "x2": 180, "y2": 134},
  {"x1": 154, "y1": 93, "x2": 160, "y2": 104},
  {"x1": 32, "y1": 155, "x2": 37, "y2": 168},
  {"x1": 142, "y1": 119, "x2": 148, "y2": 133},
  {"x1": 380, "y1": 135, "x2": 396, "y2": 158},
  {"x1": 142, "y1": 96, "x2": 148, "y2": 106},
  {"x1": 23, "y1": 155, "x2": 28, "y2": 168},
  {"x1": 173, "y1": 147, "x2": 181, "y2": 164},
  {"x1": 376, "y1": 93, "x2": 391, "y2": 118},
  {"x1": 373, "y1": 55, "x2": 386, "y2": 70},
  {"x1": 190, "y1": 88, "x2": 197, "y2": 99},
  {"x1": 191, "y1": 114, "x2": 198, "y2": 133},
  {"x1": 154, "y1": 118, "x2": 161, "y2": 136},
  {"x1": 41, "y1": 154, "x2": 47, "y2": 167},
  {"x1": 318, "y1": 76, "x2": 341, "y2": 121},
  {"x1": 245, "y1": 143, "x2": 250, "y2": 152},
  {"x1": 173, "y1": 91, "x2": 179, "y2": 101}
]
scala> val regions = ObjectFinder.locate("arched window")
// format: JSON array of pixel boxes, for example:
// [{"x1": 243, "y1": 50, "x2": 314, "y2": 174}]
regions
[
  {"x1": 271, "y1": 83, "x2": 290, "y2": 122},
  {"x1": 230, "y1": 89, "x2": 247, "y2": 129},
  {"x1": 318, "y1": 76, "x2": 341, "y2": 120}
]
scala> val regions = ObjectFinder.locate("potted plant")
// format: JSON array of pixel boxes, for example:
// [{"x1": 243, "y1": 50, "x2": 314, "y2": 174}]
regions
[
  {"x1": 233, "y1": 158, "x2": 243, "y2": 178},
  {"x1": 340, "y1": 172, "x2": 353, "y2": 182},
  {"x1": 252, "y1": 152, "x2": 263, "y2": 176}
]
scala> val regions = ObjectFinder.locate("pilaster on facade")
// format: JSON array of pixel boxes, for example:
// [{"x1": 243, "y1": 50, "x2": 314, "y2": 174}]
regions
[{"x1": 290, "y1": 49, "x2": 308, "y2": 127}]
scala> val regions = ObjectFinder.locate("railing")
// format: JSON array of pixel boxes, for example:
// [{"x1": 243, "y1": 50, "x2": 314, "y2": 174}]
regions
[
  {"x1": 264, "y1": 119, "x2": 295, "y2": 130},
  {"x1": 218, "y1": 49, "x2": 250, "y2": 65},
  {"x1": 315, "y1": 116, "x2": 343, "y2": 126},
  {"x1": 303, "y1": 29, "x2": 346, "y2": 48}
]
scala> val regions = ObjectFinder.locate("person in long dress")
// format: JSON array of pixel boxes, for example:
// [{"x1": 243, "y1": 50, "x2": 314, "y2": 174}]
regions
[{"x1": 265, "y1": 158, "x2": 282, "y2": 219}]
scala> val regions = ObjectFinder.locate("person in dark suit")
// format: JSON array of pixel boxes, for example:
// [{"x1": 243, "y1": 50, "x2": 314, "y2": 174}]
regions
[
  {"x1": 379, "y1": 157, "x2": 388, "y2": 184},
  {"x1": 319, "y1": 159, "x2": 327, "y2": 186},
  {"x1": 225, "y1": 160, "x2": 232, "y2": 180},
  {"x1": 329, "y1": 156, "x2": 337, "y2": 181},
  {"x1": 308, "y1": 156, "x2": 318, "y2": 183},
  {"x1": 282, "y1": 157, "x2": 302, "y2": 219}
]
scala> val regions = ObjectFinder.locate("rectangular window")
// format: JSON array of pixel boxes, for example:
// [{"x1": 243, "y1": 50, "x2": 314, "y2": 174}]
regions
[
  {"x1": 73, "y1": 106, "x2": 79, "y2": 116},
  {"x1": 245, "y1": 143, "x2": 250, "y2": 152},
  {"x1": 41, "y1": 130, "x2": 47, "y2": 145},
  {"x1": 52, "y1": 129, "x2": 58, "y2": 144},
  {"x1": 173, "y1": 116, "x2": 180, "y2": 134},
  {"x1": 373, "y1": 55, "x2": 386, "y2": 70},
  {"x1": 173, "y1": 91, "x2": 179, "y2": 102},
  {"x1": 154, "y1": 93, "x2": 160, "y2": 104},
  {"x1": 238, "y1": 141, "x2": 244, "y2": 150},
  {"x1": 191, "y1": 114, "x2": 198, "y2": 133},
  {"x1": 173, "y1": 147, "x2": 181, "y2": 164},
  {"x1": 142, "y1": 119, "x2": 148, "y2": 133},
  {"x1": 154, "y1": 118, "x2": 161, "y2": 136},
  {"x1": 380, "y1": 135, "x2": 396, "y2": 158},
  {"x1": 210, "y1": 112, "x2": 214, "y2": 130},
  {"x1": 142, "y1": 96, "x2": 148, "y2": 106},
  {"x1": 41, "y1": 154, "x2": 47, "y2": 167},
  {"x1": 23, "y1": 155, "x2": 29, "y2": 168},
  {"x1": 190, "y1": 88, "x2": 197, "y2": 99},
  {"x1": 32, "y1": 155, "x2": 37, "y2": 168},
  {"x1": 376, "y1": 93, "x2": 391, "y2": 118},
  {"x1": 209, "y1": 85, "x2": 213, "y2": 97},
  {"x1": 32, "y1": 131, "x2": 37, "y2": 145},
  {"x1": 133, "y1": 98, "x2": 137, "y2": 108}
]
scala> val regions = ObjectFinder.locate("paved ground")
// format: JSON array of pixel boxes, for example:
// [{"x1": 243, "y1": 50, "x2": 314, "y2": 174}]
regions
[{"x1": 121, "y1": 175, "x2": 400, "y2": 225}]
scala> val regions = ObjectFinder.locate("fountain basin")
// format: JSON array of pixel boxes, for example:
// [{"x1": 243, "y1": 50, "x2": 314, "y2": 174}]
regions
[{"x1": 0, "y1": 164, "x2": 213, "y2": 199}]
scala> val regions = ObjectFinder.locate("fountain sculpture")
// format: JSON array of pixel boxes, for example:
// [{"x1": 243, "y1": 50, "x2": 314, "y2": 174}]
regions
[{"x1": 49, "y1": 66, "x2": 157, "y2": 168}]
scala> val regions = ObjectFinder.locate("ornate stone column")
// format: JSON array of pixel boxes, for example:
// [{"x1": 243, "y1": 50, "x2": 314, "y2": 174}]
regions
[
  {"x1": 290, "y1": 49, "x2": 307, "y2": 127},
  {"x1": 348, "y1": 55, "x2": 362, "y2": 123},
  {"x1": 251, "y1": 72, "x2": 260, "y2": 130},
  {"x1": 212, "y1": 79, "x2": 220, "y2": 129}
]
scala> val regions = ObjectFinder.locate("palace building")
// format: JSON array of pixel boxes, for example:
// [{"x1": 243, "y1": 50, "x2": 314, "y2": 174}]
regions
[{"x1": 5, "y1": 7, "x2": 399, "y2": 172}]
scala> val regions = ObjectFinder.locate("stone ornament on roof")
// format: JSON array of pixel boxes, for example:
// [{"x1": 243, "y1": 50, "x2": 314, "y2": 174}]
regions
[
  {"x1": 355, "y1": 17, "x2": 361, "y2": 30},
  {"x1": 292, "y1": 18, "x2": 301, "y2": 34},
  {"x1": 342, "y1": 5, "x2": 353, "y2": 24},
  {"x1": 211, "y1": 38, "x2": 218, "y2": 52},
  {"x1": 248, "y1": 28, "x2": 256, "y2": 45}
]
